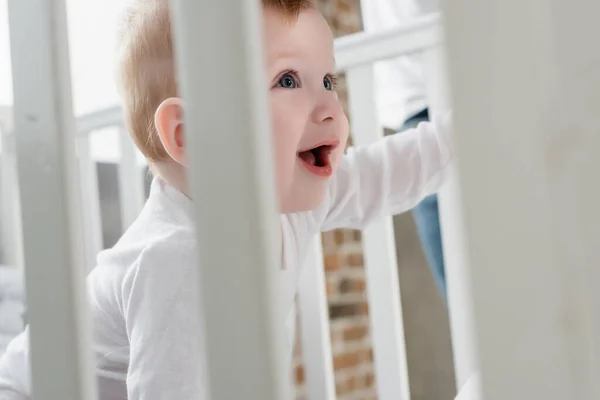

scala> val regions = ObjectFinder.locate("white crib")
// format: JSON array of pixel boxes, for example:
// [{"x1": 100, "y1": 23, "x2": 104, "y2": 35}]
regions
[{"x1": 3, "y1": 0, "x2": 600, "y2": 399}]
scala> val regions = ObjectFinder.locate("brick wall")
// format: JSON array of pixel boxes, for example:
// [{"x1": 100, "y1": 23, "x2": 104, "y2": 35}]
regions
[{"x1": 293, "y1": 1, "x2": 379, "y2": 399}]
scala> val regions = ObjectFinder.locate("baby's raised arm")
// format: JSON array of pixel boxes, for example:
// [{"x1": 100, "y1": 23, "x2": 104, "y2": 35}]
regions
[{"x1": 312, "y1": 112, "x2": 452, "y2": 231}]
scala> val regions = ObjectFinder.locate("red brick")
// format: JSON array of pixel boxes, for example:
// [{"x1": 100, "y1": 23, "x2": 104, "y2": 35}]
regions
[
  {"x1": 334, "y1": 229, "x2": 345, "y2": 245},
  {"x1": 324, "y1": 253, "x2": 341, "y2": 271},
  {"x1": 339, "y1": 278, "x2": 351, "y2": 293},
  {"x1": 295, "y1": 365, "x2": 304, "y2": 384},
  {"x1": 353, "y1": 370, "x2": 376, "y2": 390},
  {"x1": 359, "y1": 302, "x2": 369, "y2": 315},
  {"x1": 346, "y1": 252, "x2": 364, "y2": 267},
  {"x1": 356, "y1": 278, "x2": 366, "y2": 291},
  {"x1": 346, "y1": 375, "x2": 357, "y2": 392},
  {"x1": 334, "y1": 0, "x2": 354, "y2": 13},
  {"x1": 333, "y1": 352, "x2": 360, "y2": 370},
  {"x1": 365, "y1": 371, "x2": 375, "y2": 387},
  {"x1": 342, "y1": 325, "x2": 369, "y2": 341},
  {"x1": 339, "y1": 277, "x2": 366, "y2": 294},
  {"x1": 336, "y1": 375, "x2": 359, "y2": 396},
  {"x1": 329, "y1": 301, "x2": 369, "y2": 319}
]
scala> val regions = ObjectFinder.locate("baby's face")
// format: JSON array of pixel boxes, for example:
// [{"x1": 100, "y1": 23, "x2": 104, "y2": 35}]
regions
[{"x1": 263, "y1": 8, "x2": 349, "y2": 213}]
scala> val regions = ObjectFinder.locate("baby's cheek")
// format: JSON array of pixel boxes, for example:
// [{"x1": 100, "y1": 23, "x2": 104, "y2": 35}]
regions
[
  {"x1": 332, "y1": 117, "x2": 350, "y2": 170},
  {"x1": 270, "y1": 133, "x2": 297, "y2": 206},
  {"x1": 340, "y1": 113, "x2": 350, "y2": 143}
]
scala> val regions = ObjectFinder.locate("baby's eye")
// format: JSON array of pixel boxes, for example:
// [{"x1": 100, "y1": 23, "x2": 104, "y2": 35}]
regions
[
  {"x1": 277, "y1": 73, "x2": 298, "y2": 89},
  {"x1": 323, "y1": 75, "x2": 336, "y2": 91}
]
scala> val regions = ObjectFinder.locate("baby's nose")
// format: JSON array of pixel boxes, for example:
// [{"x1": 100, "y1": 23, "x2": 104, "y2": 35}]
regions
[{"x1": 312, "y1": 96, "x2": 342, "y2": 124}]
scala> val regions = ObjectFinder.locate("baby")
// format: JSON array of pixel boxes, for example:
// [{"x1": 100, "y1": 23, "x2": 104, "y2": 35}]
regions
[{"x1": 0, "y1": 0, "x2": 452, "y2": 398}]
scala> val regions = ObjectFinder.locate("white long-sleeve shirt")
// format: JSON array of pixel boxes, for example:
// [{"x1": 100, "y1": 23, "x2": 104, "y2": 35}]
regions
[{"x1": 0, "y1": 114, "x2": 451, "y2": 400}]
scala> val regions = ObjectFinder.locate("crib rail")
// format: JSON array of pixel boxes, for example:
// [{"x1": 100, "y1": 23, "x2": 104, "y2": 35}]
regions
[{"x1": 334, "y1": 13, "x2": 442, "y2": 70}]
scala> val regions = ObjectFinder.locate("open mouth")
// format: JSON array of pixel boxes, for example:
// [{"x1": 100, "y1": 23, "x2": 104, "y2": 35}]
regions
[{"x1": 297, "y1": 142, "x2": 338, "y2": 177}]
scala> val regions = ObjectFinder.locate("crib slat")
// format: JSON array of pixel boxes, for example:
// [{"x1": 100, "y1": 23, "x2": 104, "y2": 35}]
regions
[
  {"x1": 298, "y1": 236, "x2": 336, "y2": 400},
  {"x1": 422, "y1": 44, "x2": 479, "y2": 391},
  {"x1": 0, "y1": 118, "x2": 24, "y2": 269},
  {"x1": 346, "y1": 65, "x2": 411, "y2": 400},
  {"x1": 77, "y1": 133, "x2": 104, "y2": 270},
  {"x1": 170, "y1": 1, "x2": 290, "y2": 399},
  {"x1": 444, "y1": 0, "x2": 600, "y2": 398},
  {"x1": 7, "y1": 0, "x2": 97, "y2": 398},
  {"x1": 117, "y1": 126, "x2": 146, "y2": 232}
]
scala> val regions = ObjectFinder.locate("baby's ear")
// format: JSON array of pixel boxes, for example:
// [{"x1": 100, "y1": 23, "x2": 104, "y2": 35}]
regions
[{"x1": 154, "y1": 97, "x2": 187, "y2": 166}]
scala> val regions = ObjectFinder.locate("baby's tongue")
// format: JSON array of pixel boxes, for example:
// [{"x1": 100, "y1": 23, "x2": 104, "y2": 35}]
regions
[{"x1": 299, "y1": 150, "x2": 316, "y2": 165}]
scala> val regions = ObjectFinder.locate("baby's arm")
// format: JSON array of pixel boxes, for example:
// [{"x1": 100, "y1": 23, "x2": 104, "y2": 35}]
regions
[{"x1": 313, "y1": 112, "x2": 452, "y2": 231}]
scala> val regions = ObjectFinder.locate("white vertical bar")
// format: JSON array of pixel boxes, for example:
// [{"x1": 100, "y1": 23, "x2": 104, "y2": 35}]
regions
[
  {"x1": 444, "y1": 0, "x2": 600, "y2": 398},
  {"x1": 170, "y1": 1, "x2": 290, "y2": 400},
  {"x1": 347, "y1": 65, "x2": 411, "y2": 400},
  {"x1": 7, "y1": 0, "x2": 97, "y2": 398},
  {"x1": 117, "y1": 125, "x2": 145, "y2": 231},
  {"x1": 437, "y1": 167, "x2": 479, "y2": 391},
  {"x1": 422, "y1": 44, "x2": 479, "y2": 391},
  {"x1": 76, "y1": 134, "x2": 104, "y2": 270},
  {"x1": 298, "y1": 236, "x2": 336, "y2": 400},
  {"x1": 0, "y1": 121, "x2": 24, "y2": 268},
  {"x1": 0, "y1": 125, "x2": 12, "y2": 265}
]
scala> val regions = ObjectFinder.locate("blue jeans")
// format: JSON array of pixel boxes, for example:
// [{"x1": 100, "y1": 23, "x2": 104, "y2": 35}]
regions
[{"x1": 399, "y1": 108, "x2": 446, "y2": 299}]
